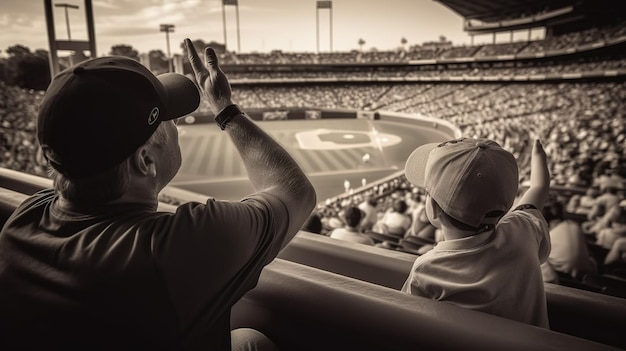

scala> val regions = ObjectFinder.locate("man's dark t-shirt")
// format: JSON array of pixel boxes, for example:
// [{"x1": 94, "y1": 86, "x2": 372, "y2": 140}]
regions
[{"x1": 0, "y1": 188, "x2": 289, "y2": 350}]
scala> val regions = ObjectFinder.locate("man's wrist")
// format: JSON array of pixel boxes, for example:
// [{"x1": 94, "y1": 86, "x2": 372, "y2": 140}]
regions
[{"x1": 214, "y1": 104, "x2": 245, "y2": 130}]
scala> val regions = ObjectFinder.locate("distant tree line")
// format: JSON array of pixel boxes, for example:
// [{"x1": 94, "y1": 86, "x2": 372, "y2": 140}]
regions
[
  {"x1": 0, "y1": 39, "x2": 223, "y2": 91},
  {"x1": 0, "y1": 45, "x2": 51, "y2": 91}
]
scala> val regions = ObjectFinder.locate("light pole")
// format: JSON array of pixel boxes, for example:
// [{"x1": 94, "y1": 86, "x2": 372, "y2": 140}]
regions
[
  {"x1": 55, "y1": 2, "x2": 79, "y2": 65},
  {"x1": 160, "y1": 24, "x2": 175, "y2": 72}
]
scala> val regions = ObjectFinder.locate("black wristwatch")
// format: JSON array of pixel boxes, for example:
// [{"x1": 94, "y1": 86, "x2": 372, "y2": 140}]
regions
[{"x1": 215, "y1": 104, "x2": 245, "y2": 130}]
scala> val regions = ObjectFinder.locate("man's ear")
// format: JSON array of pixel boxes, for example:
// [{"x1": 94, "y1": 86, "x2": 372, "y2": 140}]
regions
[{"x1": 131, "y1": 145, "x2": 157, "y2": 177}]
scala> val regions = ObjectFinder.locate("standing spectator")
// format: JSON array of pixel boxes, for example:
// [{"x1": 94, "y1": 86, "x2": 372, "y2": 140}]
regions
[
  {"x1": 329, "y1": 206, "x2": 376, "y2": 245},
  {"x1": 402, "y1": 138, "x2": 551, "y2": 328},
  {"x1": 0, "y1": 41, "x2": 316, "y2": 350}
]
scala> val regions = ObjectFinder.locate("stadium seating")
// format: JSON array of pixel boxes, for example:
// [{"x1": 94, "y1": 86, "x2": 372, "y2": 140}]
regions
[
  {"x1": 231, "y1": 258, "x2": 623, "y2": 351},
  {"x1": 278, "y1": 231, "x2": 626, "y2": 349},
  {"x1": 0, "y1": 180, "x2": 624, "y2": 350}
]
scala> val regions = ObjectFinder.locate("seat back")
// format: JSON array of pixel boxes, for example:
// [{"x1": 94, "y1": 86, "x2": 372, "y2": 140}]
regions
[
  {"x1": 278, "y1": 231, "x2": 626, "y2": 349},
  {"x1": 233, "y1": 259, "x2": 621, "y2": 351}
]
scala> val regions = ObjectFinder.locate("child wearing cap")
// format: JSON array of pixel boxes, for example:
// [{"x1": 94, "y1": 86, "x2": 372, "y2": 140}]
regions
[{"x1": 401, "y1": 138, "x2": 551, "y2": 329}]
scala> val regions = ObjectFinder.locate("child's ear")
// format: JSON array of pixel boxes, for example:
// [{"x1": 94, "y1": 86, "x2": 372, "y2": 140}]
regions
[
  {"x1": 426, "y1": 195, "x2": 442, "y2": 228},
  {"x1": 426, "y1": 196, "x2": 440, "y2": 219}
]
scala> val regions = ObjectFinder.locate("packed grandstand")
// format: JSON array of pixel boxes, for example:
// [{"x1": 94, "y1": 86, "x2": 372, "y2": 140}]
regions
[{"x1": 1, "y1": 0, "x2": 626, "y2": 311}]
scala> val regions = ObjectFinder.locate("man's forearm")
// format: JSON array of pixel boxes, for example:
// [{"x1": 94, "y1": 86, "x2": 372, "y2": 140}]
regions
[{"x1": 226, "y1": 114, "x2": 316, "y2": 208}]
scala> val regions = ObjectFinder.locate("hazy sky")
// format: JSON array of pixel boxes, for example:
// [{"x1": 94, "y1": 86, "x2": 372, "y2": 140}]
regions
[{"x1": 0, "y1": 0, "x2": 479, "y2": 57}]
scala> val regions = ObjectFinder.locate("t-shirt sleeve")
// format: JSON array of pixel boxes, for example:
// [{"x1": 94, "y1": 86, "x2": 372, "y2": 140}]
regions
[{"x1": 509, "y1": 206, "x2": 551, "y2": 264}]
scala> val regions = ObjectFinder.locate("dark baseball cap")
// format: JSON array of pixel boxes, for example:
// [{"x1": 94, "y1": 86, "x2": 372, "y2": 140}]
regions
[{"x1": 37, "y1": 56, "x2": 200, "y2": 178}]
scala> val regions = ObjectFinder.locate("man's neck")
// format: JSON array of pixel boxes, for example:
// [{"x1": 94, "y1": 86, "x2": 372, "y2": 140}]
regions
[{"x1": 55, "y1": 193, "x2": 158, "y2": 213}]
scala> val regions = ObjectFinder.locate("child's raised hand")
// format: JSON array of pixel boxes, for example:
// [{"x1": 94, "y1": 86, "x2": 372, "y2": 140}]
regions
[
  {"x1": 532, "y1": 139, "x2": 547, "y2": 166},
  {"x1": 528, "y1": 139, "x2": 550, "y2": 209}
]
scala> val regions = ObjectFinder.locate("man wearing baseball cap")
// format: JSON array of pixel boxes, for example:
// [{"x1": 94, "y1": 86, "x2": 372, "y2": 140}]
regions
[
  {"x1": 0, "y1": 39, "x2": 315, "y2": 350},
  {"x1": 401, "y1": 138, "x2": 551, "y2": 328}
]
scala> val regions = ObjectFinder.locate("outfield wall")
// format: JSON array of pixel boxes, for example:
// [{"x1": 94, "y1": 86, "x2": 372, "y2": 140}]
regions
[
  {"x1": 182, "y1": 107, "x2": 461, "y2": 141},
  {"x1": 377, "y1": 111, "x2": 462, "y2": 139},
  {"x1": 181, "y1": 107, "x2": 369, "y2": 124}
]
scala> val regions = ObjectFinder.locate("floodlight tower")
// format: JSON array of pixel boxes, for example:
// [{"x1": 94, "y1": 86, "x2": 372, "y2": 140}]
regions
[
  {"x1": 160, "y1": 24, "x2": 175, "y2": 72},
  {"x1": 222, "y1": 0, "x2": 241, "y2": 52},
  {"x1": 54, "y1": 2, "x2": 79, "y2": 65},
  {"x1": 44, "y1": 0, "x2": 97, "y2": 77},
  {"x1": 316, "y1": 1, "x2": 333, "y2": 53}
]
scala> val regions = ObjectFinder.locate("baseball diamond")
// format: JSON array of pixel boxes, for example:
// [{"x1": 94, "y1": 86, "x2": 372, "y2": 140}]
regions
[{"x1": 171, "y1": 117, "x2": 451, "y2": 202}]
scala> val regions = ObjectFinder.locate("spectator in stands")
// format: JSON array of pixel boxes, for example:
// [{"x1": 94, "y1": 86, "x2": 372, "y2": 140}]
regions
[
  {"x1": 329, "y1": 206, "x2": 375, "y2": 245},
  {"x1": 402, "y1": 138, "x2": 551, "y2": 329},
  {"x1": 302, "y1": 212, "x2": 323, "y2": 234},
  {"x1": 320, "y1": 205, "x2": 346, "y2": 233},
  {"x1": 541, "y1": 198, "x2": 596, "y2": 281},
  {"x1": 358, "y1": 197, "x2": 379, "y2": 231},
  {"x1": 605, "y1": 235, "x2": 626, "y2": 269},
  {"x1": 586, "y1": 176, "x2": 622, "y2": 222},
  {"x1": 577, "y1": 186, "x2": 600, "y2": 215},
  {"x1": 0, "y1": 40, "x2": 316, "y2": 350},
  {"x1": 583, "y1": 185, "x2": 625, "y2": 241},
  {"x1": 596, "y1": 203, "x2": 626, "y2": 250},
  {"x1": 565, "y1": 194, "x2": 582, "y2": 214},
  {"x1": 373, "y1": 199, "x2": 412, "y2": 237},
  {"x1": 405, "y1": 194, "x2": 437, "y2": 242}
]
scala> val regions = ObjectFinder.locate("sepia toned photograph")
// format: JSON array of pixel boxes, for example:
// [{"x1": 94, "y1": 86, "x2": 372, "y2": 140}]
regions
[{"x1": 0, "y1": 1, "x2": 624, "y2": 350}]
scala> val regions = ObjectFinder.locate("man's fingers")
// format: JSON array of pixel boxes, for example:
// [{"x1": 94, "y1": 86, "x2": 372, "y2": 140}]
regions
[
  {"x1": 185, "y1": 38, "x2": 205, "y2": 74},
  {"x1": 204, "y1": 47, "x2": 219, "y2": 70}
]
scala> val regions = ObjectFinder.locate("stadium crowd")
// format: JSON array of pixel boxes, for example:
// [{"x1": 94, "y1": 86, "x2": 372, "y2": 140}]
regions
[
  {"x1": 219, "y1": 18, "x2": 626, "y2": 65},
  {"x1": 0, "y1": 81, "x2": 46, "y2": 177},
  {"x1": 225, "y1": 57, "x2": 626, "y2": 82}
]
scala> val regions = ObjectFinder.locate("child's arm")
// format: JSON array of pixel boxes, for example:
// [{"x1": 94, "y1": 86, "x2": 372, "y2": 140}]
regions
[{"x1": 516, "y1": 139, "x2": 550, "y2": 211}]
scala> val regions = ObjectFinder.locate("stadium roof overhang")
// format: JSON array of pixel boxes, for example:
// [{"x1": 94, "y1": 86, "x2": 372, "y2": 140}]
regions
[
  {"x1": 434, "y1": 0, "x2": 575, "y2": 22},
  {"x1": 433, "y1": 0, "x2": 597, "y2": 34}
]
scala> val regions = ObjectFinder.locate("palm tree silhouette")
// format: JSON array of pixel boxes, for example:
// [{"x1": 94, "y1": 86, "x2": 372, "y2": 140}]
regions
[{"x1": 358, "y1": 38, "x2": 366, "y2": 52}]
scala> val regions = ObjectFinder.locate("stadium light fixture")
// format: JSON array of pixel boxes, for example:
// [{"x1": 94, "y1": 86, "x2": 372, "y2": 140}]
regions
[
  {"x1": 55, "y1": 3, "x2": 79, "y2": 41},
  {"x1": 160, "y1": 24, "x2": 175, "y2": 72},
  {"x1": 54, "y1": 3, "x2": 80, "y2": 66}
]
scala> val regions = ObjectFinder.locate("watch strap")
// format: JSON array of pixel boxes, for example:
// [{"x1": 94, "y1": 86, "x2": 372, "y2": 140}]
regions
[{"x1": 215, "y1": 104, "x2": 244, "y2": 130}]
